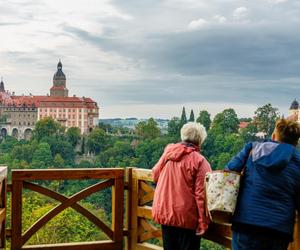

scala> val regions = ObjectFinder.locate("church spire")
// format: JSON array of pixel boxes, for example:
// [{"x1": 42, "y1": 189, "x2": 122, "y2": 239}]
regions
[
  {"x1": 50, "y1": 60, "x2": 69, "y2": 97},
  {"x1": 0, "y1": 77, "x2": 5, "y2": 92}
]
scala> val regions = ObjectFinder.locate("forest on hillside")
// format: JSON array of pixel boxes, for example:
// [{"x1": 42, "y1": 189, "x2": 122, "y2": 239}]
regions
[{"x1": 0, "y1": 103, "x2": 281, "y2": 248}]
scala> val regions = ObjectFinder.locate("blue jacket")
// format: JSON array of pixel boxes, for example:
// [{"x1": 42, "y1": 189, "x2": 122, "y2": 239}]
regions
[{"x1": 225, "y1": 141, "x2": 300, "y2": 237}]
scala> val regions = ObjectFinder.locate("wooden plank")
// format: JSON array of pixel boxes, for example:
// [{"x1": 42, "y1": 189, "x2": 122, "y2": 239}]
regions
[
  {"x1": 112, "y1": 177, "x2": 124, "y2": 249},
  {"x1": 139, "y1": 192, "x2": 154, "y2": 206},
  {"x1": 0, "y1": 167, "x2": 7, "y2": 182},
  {"x1": 135, "y1": 242, "x2": 163, "y2": 250},
  {"x1": 22, "y1": 179, "x2": 114, "y2": 246},
  {"x1": 140, "y1": 181, "x2": 154, "y2": 194},
  {"x1": 204, "y1": 222, "x2": 232, "y2": 239},
  {"x1": 132, "y1": 169, "x2": 153, "y2": 182},
  {"x1": 130, "y1": 170, "x2": 139, "y2": 249},
  {"x1": 204, "y1": 234, "x2": 232, "y2": 249},
  {"x1": 11, "y1": 180, "x2": 23, "y2": 250},
  {"x1": 5, "y1": 228, "x2": 11, "y2": 238},
  {"x1": 137, "y1": 206, "x2": 152, "y2": 219},
  {"x1": 125, "y1": 168, "x2": 133, "y2": 250},
  {"x1": 12, "y1": 168, "x2": 124, "y2": 181},
  {"x1": 21, "y1": 240, "x2": 120, "y2": 250},
  {"x1": 288, "y1": 212, "x2": 299, "y2": 250},
  {"x1": 139, "y1": 219, "x2": 161, "y2": 243},
  {"x1": 0, "y1": 209, "x2": 5, "y2": 223},
  {"x1": 0, "y1": 177, "x2": 5, "y2": 249}
]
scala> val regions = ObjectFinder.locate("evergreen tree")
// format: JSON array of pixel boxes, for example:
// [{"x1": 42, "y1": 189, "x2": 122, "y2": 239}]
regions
[
  {"x1": 189, "y1": 109, "x2": 195, "y2": 122},
  {"x1": 180, "y1": 107, "x2": 187, "y2": 126},
  {"x1": 196, "y1": 110, "x2": 211, "y2": 131}
]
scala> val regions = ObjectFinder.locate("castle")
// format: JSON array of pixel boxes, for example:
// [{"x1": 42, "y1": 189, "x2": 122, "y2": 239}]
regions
[{"x1": 0, "y1": 61, "x2": 99, "y2": 139}]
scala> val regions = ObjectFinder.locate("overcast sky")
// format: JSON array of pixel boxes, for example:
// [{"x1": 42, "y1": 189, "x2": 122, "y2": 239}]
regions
[{"x1": 1, "y1": 0, "x2": 300, "y2": 119}]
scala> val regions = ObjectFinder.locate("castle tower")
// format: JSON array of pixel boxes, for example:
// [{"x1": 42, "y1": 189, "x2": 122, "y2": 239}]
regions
[
  {"x1": 50, "y1": 60, "x2": 69, "y2": 97},
  {"x1": 0, "y1": 77, "x2": 5, "y2": 92},
  {"x1": 288, "y1": 99, "x2": 299, "y2": 121}
]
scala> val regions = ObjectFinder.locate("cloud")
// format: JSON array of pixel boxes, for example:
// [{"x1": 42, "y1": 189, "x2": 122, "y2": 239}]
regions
[
  {"x1": 213, "y1": 15, "x2": 227, "y2": 23},
  {"x1": 271, "y1": 0, "x2": 288, "y2": 3},
  {"x1": 188, "y1": 18, "x2": 208, "y2": 30},
  {"x1": 1, "y1": 0, "x2": 300, "y2": 118},
  {"x1": 233, "y1": 7, "x2": 248, "y2": 20}
]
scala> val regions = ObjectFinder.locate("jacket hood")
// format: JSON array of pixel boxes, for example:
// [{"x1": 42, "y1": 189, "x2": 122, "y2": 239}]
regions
[
  {"x1": 252, "y1": 141, "x2": 295, "y2": 170},
  {"x1": 165, "y1": 143, "x2": 198, "y2": 162}
]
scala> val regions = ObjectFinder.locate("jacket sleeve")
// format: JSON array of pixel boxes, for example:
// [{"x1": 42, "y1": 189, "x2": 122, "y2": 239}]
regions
[
  {"x1": 152, "y1": 145, "x2": 170, "y2": 183},
  {"x1": 195, "y1": 157, "x2": 212, "y2": 234},
  {"x1": 225, "y1": 142, "x2": 252, "y2": 172}
]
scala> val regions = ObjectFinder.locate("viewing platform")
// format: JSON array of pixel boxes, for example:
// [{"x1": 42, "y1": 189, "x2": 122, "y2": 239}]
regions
[{"x1": 0, "y1": 166, "x2": 298, "y2": 250}]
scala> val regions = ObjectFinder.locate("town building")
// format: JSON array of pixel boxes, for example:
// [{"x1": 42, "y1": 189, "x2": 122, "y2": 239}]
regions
[
  {"x1": 288, "y1": 99, "x2": 300, "y2": 122},
  {"x1": 0, "y1": 61, "x2": 99, "y2": 139}
]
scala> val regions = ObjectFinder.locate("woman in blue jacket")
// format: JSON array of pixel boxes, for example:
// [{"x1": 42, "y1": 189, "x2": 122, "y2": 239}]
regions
[{"x1": 225, "y1": 119, "x2": 300, "y2": 250}]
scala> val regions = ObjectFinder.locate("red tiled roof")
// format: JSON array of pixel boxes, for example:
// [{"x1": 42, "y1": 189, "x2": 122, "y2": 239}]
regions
[
  {"x1": 9, "y1": 95, "x2": 98, "y2": 109},
  {"x1": 239, "y1": 121, "x2": 249, "y2": 129}
]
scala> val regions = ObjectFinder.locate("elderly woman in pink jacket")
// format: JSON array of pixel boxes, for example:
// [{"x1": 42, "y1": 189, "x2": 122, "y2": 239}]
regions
[{"x1": 152, "y1": 122, "x2": 212, "y2": 250}]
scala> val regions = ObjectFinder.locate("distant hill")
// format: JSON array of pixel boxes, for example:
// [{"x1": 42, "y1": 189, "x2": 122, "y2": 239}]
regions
[{"x1": 100, "y1": 118, "x2": 169, "y2": 132}]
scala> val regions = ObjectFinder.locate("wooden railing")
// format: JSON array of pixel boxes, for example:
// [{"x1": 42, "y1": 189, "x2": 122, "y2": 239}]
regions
[
  {"x1": 0, "y1": 166, "x2": 7, "y2": 250},
  {"x1": 10, "y1": 168, "x2": 124, "y2": 250},
  {"x1": 126, "y1": 168, "x2": 232, "y2": 250},
  {"x1": 289, "y1": 215, "x2": 300, "y2": 250},
  {"x1": 0, "y1": 166, "x2": 298, "y2": 249}
]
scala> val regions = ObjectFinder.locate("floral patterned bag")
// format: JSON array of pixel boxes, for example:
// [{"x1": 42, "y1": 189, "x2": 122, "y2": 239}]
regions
[{"x1": 205, "y1": 170, "x2": 242, "y2": 224}]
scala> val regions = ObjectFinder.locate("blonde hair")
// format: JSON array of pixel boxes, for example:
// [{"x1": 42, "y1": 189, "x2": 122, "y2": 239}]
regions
[
  {"x1": 274, "y1": 119, "x2": 300, "y2": 146},
  {"x1": 180, "y1": 122, "x2": 207, "y2": 146}
]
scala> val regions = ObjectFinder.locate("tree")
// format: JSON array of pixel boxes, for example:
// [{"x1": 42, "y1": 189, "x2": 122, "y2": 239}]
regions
[
  {"x1": 0, "y1": 136, "x2": 18, "y2": 153},
  {"x1": 135, "y1": 118, "x2": 161, "y2": 139},
  {"x1": 87, "y1": 128, "x2": 109, "y2": 154},
  {"x1": 240, "y1": 123, "x2": 259, "y2": 143},
  {"x1": 211, "y1": 108, "x2": 239, "y2": 134},
  {"x1": 66, "y1": 127, "x2": 81, "y2": 147},
  {"x1": 189, "y1": 109, "x2": 195, "y2": 122},
  {"x1": 135, "y1": 137, "x2": 172, "y2": 169},
  {"x1": 32, "y1": 142, "x2": 53, "y2": 167},
  {"x1": 254, "y1": 103, "x2": 280, "y2": 138},
  {"x1": 41, "y1": 136, "x2": 75, "y2": 165},
  {"x1": 53, "y1": 154, "x2": 65, "y2": 168},
  {"x1": 96, "y1": 140, "x2": 135, "y2": 168},
  {"x1": 11, "y1": 144, "x2": 35, "y2": 163},
  {"x1": 34, "y1": 117, "x2": 63, "y2": 141},
  {"x1": 167, "y1": 117, "x2": 181, "y2": 139},
  {"x1": 196, "y1": 110, "x2": 211, "y2": 131},
  {"x1": 180, "y1": 107, "x2": 187, "y2": 126}
]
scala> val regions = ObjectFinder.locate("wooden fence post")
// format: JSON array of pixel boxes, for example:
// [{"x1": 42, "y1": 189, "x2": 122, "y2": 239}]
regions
[{"x1": 0, "y1": 166, "x2": 7, "y2": 250}]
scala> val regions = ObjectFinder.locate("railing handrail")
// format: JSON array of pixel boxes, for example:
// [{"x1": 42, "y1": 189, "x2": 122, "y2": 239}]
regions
[
  {"x1": 0, "y1": 167, "x2": 298, "y2": 250},
  {"x1": 0, "y1": 166, "x2": 7, "y2": 249},
  {"x1": 11, "y1": 168, "x2": 124, "y2": 180},
  {"x1": 10, "y1": 168, "x2": 124, "y2": 250}
]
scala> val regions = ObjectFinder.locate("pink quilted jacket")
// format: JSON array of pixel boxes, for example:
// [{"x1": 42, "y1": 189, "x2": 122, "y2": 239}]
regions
[{"x1": 152, "y1": 143, "x2": 212, "y2": 233}]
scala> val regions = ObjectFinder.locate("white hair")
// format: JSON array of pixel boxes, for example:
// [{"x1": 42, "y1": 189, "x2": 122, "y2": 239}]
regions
[{"x1": 180, "y1": 122, "x2": 207, "y2": 145}]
